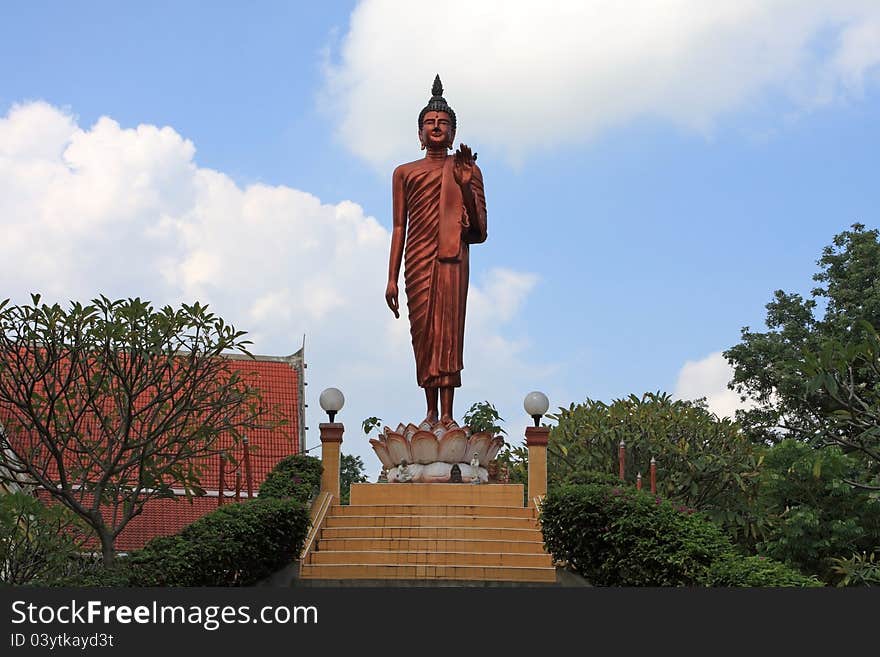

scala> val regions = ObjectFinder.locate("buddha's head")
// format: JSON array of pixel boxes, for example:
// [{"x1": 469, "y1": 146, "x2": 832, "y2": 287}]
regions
[{"x1": 418, "y1": 74, "x2": 456, "y2": 151}]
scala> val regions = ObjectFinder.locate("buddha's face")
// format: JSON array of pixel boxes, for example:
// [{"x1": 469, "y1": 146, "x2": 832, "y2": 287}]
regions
[{"x1": 420, "y1": 111, "x2": 454, "y2": 150}]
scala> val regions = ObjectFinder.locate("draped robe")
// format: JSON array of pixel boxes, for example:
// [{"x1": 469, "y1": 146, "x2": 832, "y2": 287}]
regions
[{"x1": 399, "y1": 156, "x2": 487, "y2": 388}]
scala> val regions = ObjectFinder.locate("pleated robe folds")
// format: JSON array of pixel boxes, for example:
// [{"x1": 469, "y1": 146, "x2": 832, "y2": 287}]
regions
[{"x1": 401, "y1": 156, "x2": 487, "y2": 389}]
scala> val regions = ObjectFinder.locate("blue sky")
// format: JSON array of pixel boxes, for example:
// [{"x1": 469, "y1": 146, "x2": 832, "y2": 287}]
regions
[{"x1": 2, "y1": 1, "x2": 880, "y2": 473}]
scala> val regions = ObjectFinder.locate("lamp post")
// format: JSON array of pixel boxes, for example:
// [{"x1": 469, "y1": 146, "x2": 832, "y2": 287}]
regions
[
  {"x1": 523, "y1": 391, "x2": 549, "y2": 508},
  {"x1": 318, "y1": 387, "x2": 345, "y2": 500},
  {"x1": 523, "y1": 391, "x2": 549, "y2": 427},
  {"x1": 319, "y1": 387, "x2": 344, "y2": 423}
]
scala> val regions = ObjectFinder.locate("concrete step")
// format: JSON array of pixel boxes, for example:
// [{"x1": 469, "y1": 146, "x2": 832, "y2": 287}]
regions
[
  {"x1": 325, "y1": 514, "x2": 536, "y2": 529},
  {"x1": 308, "y1": 550, "x2": 553, "y2": 568},
  {"x1": 333, "y1": 504, "x2": 535, "y2": 518},
  {"x1": 293, "y1": 577, "x2": 561, "y2": 588},
  {"x1": 299, "y1": 563, "x2": 557, "y2": 583},
  {"x1": 320, "y1": 525, "x2": 543, "y2": 542},
  {"x1": 349, "y1": 483, "x2": 525, "y2": 507},
  {"x1": 315, "y1": 537, "x2": 547, "y2": 554}
]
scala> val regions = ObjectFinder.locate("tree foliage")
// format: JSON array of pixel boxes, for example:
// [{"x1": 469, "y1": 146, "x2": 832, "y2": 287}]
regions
[
  {"x1": 463, "y1": 400, "x2": 507, "y2": 436},
  {"x1": 725, "y1": 224, "x2": 880, "y2": 462},
  {"x1": 547, "y1": 392, "x2": 764, "y2": 545},
  {"x1": 340, "y1": 453, "x2": 367, "y2": 505},
  {"x1": 755, "y1": 440, "x2": 880, "y2": 584},
  {"x1": 0, "y1": 295, "x2": 281, "y2": 564},
  {"x1": 463, "y1": 400, "x2": 525, "y2": 487},
  {"x1": 361, "y1": 416, "x2": 382, "y2": 436},
  {"x1": 800, "y1": 320, "x2": 880, "y2": 488}
]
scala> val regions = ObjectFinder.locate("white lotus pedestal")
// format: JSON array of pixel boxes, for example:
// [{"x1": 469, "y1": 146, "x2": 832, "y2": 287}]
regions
[{"x1": 369, "y1": 421, "x2": 505, "y2": 484}]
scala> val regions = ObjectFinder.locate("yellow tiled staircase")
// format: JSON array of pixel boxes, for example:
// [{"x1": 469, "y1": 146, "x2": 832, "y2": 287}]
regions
[{"x1": 298, "y1": 483, "x2": 556, "y2": 585}]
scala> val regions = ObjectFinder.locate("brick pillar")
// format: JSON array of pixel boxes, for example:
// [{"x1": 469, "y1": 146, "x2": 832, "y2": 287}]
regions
[
  {"x1": 319, "y1": 422, "x2": 344, "y2": 500},
  {"x1": 526, "y1": 426, "x2": 549, "y2": 507}
]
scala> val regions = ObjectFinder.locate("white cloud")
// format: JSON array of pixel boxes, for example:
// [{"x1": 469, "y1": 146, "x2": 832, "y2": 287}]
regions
[
  {"x1": 673, "y1": 351, "x2": 754, "y2": 419},
  {"x1": 322, "y1": 0, "x2": 880, "y2": 170},
  {"x1": 0, "y1": 102, "x2": 541, "y2": 474}
]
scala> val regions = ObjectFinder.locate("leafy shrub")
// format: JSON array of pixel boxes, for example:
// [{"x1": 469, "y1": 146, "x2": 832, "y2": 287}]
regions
[
  {"x1": 547, "y1": 393, "x2": 765, "y2": 547},
  {"x1": 132, "y1": 497, "x2": 309, "y2": 586},
  {"x1": 50, "y1": 562, "x2": 137, "y2": 587},
  {"x1": 541, "y1": 483, "x2": 819, "y2": 587},
  {"x1": 1, "y1": 492, "x2": 90, "y2": 586},
  {"x1": 51, "y1": 497, "x2": 310, "y2": 587},
  {"x1": 830, "y1": 552, "x2": 880, "y2": 587},
  {"x1": 258, "y1": 454, "x2": 322, "y2": 504},
  {"x1": 704, "y1": 553, "x2": 821, "y2": 587}
]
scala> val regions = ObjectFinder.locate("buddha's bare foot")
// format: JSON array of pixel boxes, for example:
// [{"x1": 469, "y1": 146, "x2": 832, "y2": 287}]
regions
[
  {"x1": 422, "y1": 412, "x2": 439, "y2": 426},
  {"x1": 440, "y1": 413, "x2": 455, "y2": 426}
]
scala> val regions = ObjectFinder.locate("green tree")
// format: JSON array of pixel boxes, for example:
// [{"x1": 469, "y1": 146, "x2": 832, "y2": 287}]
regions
[
  {"x1": 755, "y1": 440, "x2": 880, "y2": 584},
  {"x1": 0, "y1": 295, "x2": 281, "y2": 565},
  {"x1": 340, "y1": 453, "x2": 367, "y2": 504},
  {"x1": 547, "y1": 392, "x2": 764, "y2": 546},
  {"x1": 725, "y1": 224, "x2": 880, "y2": 458},
  {"x1": 799, "y1": 320, "x2": 880, "y2": 488}
]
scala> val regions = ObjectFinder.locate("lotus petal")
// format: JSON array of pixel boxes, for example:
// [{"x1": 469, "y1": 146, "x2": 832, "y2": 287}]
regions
[
  {"x1": 385, "y1": 432, "x2": 412, "y2": 465},
  {"x1": 418, "y1": 420, "x2": 433, "y2": 431},
  {"x1": 486, "y1": 436, "x2": 505, "y2": 463},
  {"x1": 438, "y1": 428, "x2": 468, "y2": 463},
  {"x1": 411, "y1": 430, "x2": 439, "y2": 464},
  {"x1": 404, "y1": 423, "x2": 419, "y2": 440},
  {"x1": 465, "y1": 432, "x2": 492, "y2": 466},
  {"x1": 382, "y1": 426, "x2": 394, "y2": 437},
  {"x1": 432, "y1": 424, "x2": 446, "y2": 438},
  {"x1": 396, "y1": 423, "x2": 406, "y2": 435},
  {"x1": 370, "y1": 439, "x2": 395, "y2": 469}
]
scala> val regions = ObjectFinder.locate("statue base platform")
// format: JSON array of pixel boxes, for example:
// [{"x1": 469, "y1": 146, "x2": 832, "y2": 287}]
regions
[
  {"x1": 370, "y1": 420, "x2": 505, "y2": 484},
  {"x1": 349, "y1": 482, "x2": 525, "y2": 506}
]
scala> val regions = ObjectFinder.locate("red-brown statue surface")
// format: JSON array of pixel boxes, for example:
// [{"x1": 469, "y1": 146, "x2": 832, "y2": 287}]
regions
[{"x1": 385, "y1": 75, "x2": 487, "y2": 427}]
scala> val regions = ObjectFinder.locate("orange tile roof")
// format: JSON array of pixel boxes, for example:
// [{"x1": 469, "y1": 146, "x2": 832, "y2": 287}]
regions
[
  {"x1": 3, "y1": 351, "x2": 304, "y2": 551},
  {"x1": 116, "y1": 496, "x2": 221, "y2": 552}
]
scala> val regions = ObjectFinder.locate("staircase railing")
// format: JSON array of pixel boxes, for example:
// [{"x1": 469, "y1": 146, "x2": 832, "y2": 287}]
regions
[{"x1": 299, "y1": 491, "x2": 334, "y2": 569}]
